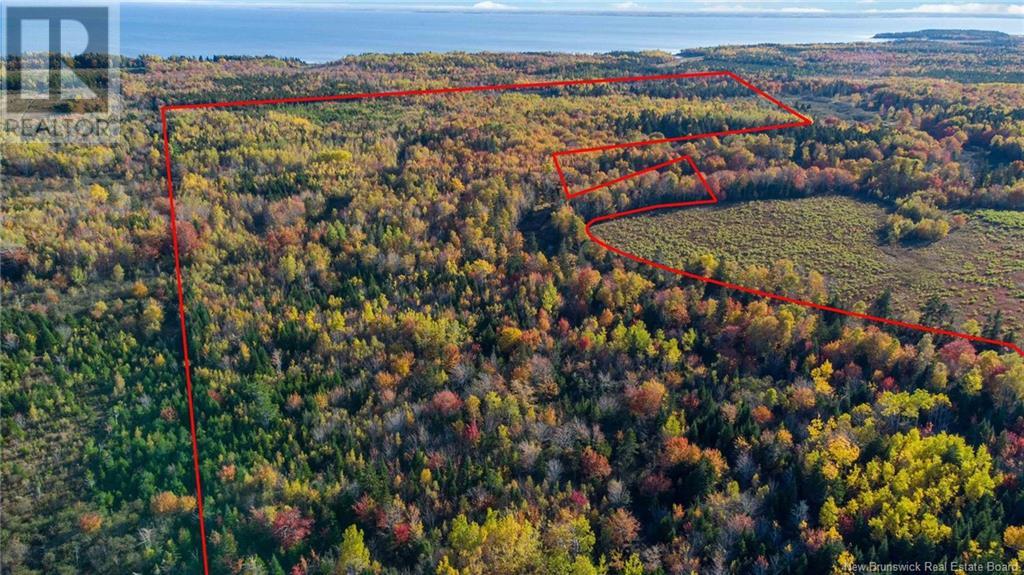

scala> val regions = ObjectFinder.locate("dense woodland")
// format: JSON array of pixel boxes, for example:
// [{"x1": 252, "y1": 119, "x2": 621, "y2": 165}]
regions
[{"x1": 3, "y1": 37, "x2": 1024, "y2": 575}]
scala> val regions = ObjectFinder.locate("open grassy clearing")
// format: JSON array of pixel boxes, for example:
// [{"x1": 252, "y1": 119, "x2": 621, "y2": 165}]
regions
[
  {"x1": 798, "y1": 94, "x2": 877, "y2": 123},
  {"x1": 594, "y1": 196, "x2": 1024, "y2": 332}
]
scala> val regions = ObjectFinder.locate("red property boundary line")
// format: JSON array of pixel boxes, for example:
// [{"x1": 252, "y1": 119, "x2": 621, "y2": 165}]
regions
[{"x1": 159, "y1": 70, "x2": 1023, "y2": 574}]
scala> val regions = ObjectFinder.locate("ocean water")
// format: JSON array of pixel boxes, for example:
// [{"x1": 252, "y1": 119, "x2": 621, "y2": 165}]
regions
[{"x1": 119, "y1": 4, "x2": 1023, "y2": 62}]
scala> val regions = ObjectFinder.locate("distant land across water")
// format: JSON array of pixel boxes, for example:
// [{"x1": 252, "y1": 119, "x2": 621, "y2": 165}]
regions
[{"x1": 118, "y1": 4, "x2": 1023, "y2": 62}]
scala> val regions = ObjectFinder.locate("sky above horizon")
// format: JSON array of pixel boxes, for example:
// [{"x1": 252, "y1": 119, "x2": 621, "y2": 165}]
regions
[{"x1": 112, "y1": 0, "x2": 1024, "y2": 16}]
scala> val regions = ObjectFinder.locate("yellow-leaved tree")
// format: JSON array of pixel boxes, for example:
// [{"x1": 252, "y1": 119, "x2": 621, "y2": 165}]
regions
[{"x1": 845, "y1": 429, "x2": 998, "y2": 542}]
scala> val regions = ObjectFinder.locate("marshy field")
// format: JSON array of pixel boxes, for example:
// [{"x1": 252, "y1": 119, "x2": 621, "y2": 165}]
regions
[{"x1": 594, "y1": 196, "x2": 1024, "y2": 332}]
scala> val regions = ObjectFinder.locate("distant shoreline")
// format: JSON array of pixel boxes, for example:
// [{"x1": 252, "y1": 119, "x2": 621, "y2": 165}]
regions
[
  {"x1": 120, "y1": 2, "x2": 1024, "y2": 19},
  {"x1": 116, "y1": 6, "x2": 1024, "y2": 63}
]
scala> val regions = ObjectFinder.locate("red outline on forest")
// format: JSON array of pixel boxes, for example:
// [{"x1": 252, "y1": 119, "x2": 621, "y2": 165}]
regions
[{"x1": 159, "y1": 70, "x2": 1023, "y2": 575}]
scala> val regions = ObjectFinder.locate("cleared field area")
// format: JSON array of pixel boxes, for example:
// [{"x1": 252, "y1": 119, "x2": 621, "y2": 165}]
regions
[{"x1": 594, "y1": 196, "x2": 1024, "y2": 332}]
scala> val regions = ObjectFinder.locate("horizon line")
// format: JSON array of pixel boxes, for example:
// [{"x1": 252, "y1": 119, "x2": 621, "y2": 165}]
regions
[{"x1": 116, "y1": 1, "x2": 1024, "y2": 18}]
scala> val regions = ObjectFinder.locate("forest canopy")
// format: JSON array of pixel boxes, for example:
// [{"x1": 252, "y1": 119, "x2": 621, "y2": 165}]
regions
[{"x1": 2, "y1": 40, "x2": 1024, "y2": 575}]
